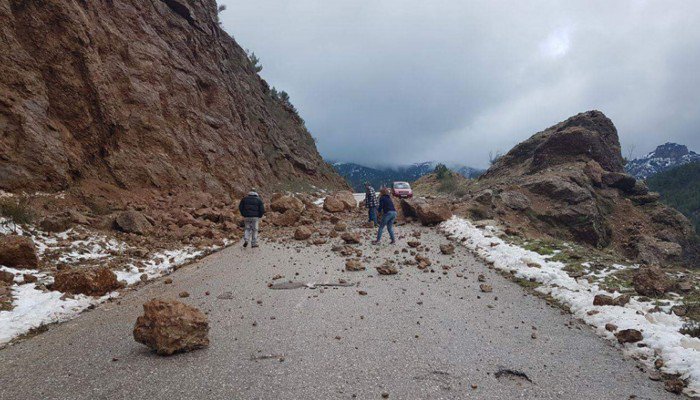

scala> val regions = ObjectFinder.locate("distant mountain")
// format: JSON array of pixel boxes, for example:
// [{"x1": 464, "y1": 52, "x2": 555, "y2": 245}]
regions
[
  {"x1": 453, "y1": 166, "x2": 485, "y2": 179},
  {"x1": 333, "y1": 162, "x2": 483, "y2": 191},
  {"x1": 647, "y1": 161, "x2": 700, "y2": 234},
  {"x1": 626, "y1": 143, "x2": 700, "y2": 179}
]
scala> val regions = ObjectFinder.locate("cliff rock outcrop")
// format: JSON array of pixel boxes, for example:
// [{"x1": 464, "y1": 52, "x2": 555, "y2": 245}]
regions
[
  {"x1": 0, "y1": 0, "x2": 346, "y2": 198},
  {"x1": 462, "y1": 111, "x2": 698, "y2": 265}
]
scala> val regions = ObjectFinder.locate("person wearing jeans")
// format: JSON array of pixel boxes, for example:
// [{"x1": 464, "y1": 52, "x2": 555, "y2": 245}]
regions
[
  {"x1": 372, "y1": 187, "x2": 397, "y2": 245},
  {"x1": 364, "y1": 182, "x2": 378, "y2": 226},
  {"x1": 238, "y1": 188, "x2": 265, "y2": 248}
]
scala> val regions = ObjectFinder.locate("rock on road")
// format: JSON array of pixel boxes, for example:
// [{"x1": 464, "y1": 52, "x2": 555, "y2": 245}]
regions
[{"x1": 0, "y1": 224, "x2": 674, "y2": 399}]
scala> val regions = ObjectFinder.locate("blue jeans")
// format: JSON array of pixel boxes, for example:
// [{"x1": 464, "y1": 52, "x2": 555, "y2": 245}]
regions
[
  {"x1": 376, "y1": 211, "x2": 397, "y2": 242},
  {"x1": 368, "y1": 206, "x2": 378, "y2": 225}
]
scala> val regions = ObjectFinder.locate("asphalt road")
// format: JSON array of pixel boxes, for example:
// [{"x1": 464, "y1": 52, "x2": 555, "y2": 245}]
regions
[{"x1": 0, "y1": 223, "x2": 674, "y2": 399}]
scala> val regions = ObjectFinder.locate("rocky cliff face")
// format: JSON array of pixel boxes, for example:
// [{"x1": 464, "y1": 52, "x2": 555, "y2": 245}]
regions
[
  {"x1": 0, "y1": 0, "x2": 346, "y2": 198},
  {"x1": 462, "y1": 111, "x2": 698, "y2": 266}
]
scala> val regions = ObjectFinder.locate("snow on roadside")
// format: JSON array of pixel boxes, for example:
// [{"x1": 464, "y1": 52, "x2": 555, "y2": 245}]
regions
[
  {"x1": 114, "y1": 247, "x2": 208, "y2": 285},
  {"x1": 441, "y1": 216, "x2": 700, "y2": 397},
  {"x1": 0, "y1": 223, "x2": 225, "y2": 347},
  {"x1": 0, "y1": 279, "x2": 112, "y2": 345}
]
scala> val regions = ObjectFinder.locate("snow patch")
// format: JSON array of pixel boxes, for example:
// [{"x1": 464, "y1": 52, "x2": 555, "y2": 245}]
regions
[
  {"x1": 441, "y1": 216, "x2": 700, "y2": 396},
  {"x1": 0, "y1": 222, "x2": 225, "y2": 346}
]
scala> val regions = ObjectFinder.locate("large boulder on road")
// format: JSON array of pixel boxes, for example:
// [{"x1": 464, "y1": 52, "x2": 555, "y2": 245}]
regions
[
  {"x1": 334, "y1": 191, "x2": 357, "y2": 210},
  {"x1": 133, "y1": 299, "x2": 209, "y2": 356},
  {"x1": 270, "y1": 196, "x2": 304, "y2": 213},
  {"x1": 270, "y1": 210, "x2": 301, "y2": 227},
  {"x1": 0, "y1": 235, "x2": 39, "y2": 269},
  {"x1": 402, "y1": 198, "x2": 452, "y2": 226},
  {"x1": 53, "y1": 267, "x2": 122, "y2": 296},
  {"x1": 323, "y1": 197, "x2": 346, "y2": 213},
  {"x1": 323, "y1": 191, "x2": 356, "y2": 213},
  {"x1": 415, "y1": 202, "x2": 452, "y2": 226}
]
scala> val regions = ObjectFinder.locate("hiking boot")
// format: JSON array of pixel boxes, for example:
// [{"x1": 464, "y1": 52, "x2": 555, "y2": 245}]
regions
[
  {"x1": 243, "y1": 241, "x2": 248, "y2": 248},
  {"x1": 390, "y1": 240, "x2": 396, "y2": 245},
  {"x1": 371, "y1": 240, "x2": 380, "y2": 245},
  {"x1": 251, "y1": 243, "x2": 259, "y2": 248}
]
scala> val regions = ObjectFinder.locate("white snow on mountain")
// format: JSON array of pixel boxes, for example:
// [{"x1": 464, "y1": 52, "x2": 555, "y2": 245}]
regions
[{"x1": 626, "y1": 143, "x2": 700, "y2": 179}]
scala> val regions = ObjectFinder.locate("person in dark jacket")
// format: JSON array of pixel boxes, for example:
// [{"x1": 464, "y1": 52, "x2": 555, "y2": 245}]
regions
[
  {"x1": 238, "y1": 189, "x2": 265, "y2": 248},
  {"x1": 364, "y1": 182, "x2": 378, "y2": 226},
  {"x1": 372, "y1": 187, "x2": 397, "y2": 245}
]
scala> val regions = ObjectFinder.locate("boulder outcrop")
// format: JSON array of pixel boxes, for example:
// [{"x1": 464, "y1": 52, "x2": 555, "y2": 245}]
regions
[
  {"x1": 114, "y1": 210, "x2": 152, "y2": 235},
  {"x1": 53, "y1": 267, "x2": 122, "y2": 296},
  {"x1": 461, "y1": 110, "x2": 698, "y2": 265},
  {"x1": 0, "y1": 235, "x2": 39, "y2": 269}
]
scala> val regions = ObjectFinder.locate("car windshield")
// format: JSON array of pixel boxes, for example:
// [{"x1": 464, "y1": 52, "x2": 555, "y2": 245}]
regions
[{"x1": 394, "y1": 182, "x2": 410, "y2": 189}]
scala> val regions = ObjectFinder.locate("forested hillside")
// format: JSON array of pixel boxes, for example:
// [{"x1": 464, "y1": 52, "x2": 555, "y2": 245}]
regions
[{"x1": 647, "y1": 161, "x2": 700, "y2": 233}]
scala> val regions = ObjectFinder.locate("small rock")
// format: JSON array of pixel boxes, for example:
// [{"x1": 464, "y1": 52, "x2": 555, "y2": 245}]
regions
[
  {"x1": 376, "y1": 264, "x2": 398, "y2": 275},
  {"x1": 605, "y1": 323, "x2": 618, "y2": 332},
  {"x1": 439, "y1": 243, "x2": 455, "y2": 255},
  {"x1": 593, "y1": 294, "x2": 615, "y2": 306},
  {"x1": 341, "y1": 232, "x2": 361, "y2": 244},
  {"x1": 0, "y1": 270, "x2": 15, "y2": 284},
  {"x1": 615, "y1": 329, "x2": 643, "y2": 344},
  {"x1": 179, "y1": 291, "x2": 190, "y2": 298},
  {"x1": 664, "y1": 378, "x2": 685, "y2": 394},
  {"x1": 345, "y1": 259, "x2": 365, "y2": 272},
  {"x1": 293, "y1": 227, "x2": 312, "y2": 240},
  {"x1": 480, "y1": 284, "x2": 493, "y2": 293}
]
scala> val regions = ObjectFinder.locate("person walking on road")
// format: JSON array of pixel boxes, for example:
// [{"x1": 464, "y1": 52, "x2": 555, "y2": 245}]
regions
[
  {"x1": 372, "y1": 187, "x2": 397, "y2": 245},
  {"x1": 364, "y1": 182, "x2": 378, "y2": 226},
  {"x1": 238, "y1": 188, "x2": 265, "y2": 248}
]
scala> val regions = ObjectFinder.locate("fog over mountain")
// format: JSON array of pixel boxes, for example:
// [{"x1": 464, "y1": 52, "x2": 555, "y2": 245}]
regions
[{"x1": 218, "y1": 1, "x2": 700, "y2": 168}]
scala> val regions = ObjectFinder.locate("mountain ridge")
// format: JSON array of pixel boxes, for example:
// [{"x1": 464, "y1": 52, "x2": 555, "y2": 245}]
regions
[
  {"x1": 626, "y1": 143, "x2": 700, "y2": 179},
  {"x1": 333, "y1": 161, "x2": 483, "y2": 191}
]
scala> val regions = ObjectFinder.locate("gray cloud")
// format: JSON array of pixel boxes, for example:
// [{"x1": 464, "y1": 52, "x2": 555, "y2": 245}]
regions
[{"x1": 219, "y1": 0, "x2": 700, "y2": 168}]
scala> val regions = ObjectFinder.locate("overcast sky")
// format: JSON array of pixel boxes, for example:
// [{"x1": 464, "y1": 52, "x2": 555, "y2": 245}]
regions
[{"x1": 219, "y1": 0, "x2": 700, "y2": 168}]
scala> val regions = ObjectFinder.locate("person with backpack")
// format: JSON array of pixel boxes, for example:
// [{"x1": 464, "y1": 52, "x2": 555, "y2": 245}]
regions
[
  {"x1": 364, "y1": 182, "x2": 378, "y2": 227},
  {"x1": 372, "y1": 187, "x2": 397, "y2": 245},
  {"x1": 238, "y1": 188, "x2": 265, "y2": 248}
]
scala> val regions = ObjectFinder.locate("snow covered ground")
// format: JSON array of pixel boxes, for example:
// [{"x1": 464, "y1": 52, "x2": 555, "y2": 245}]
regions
[
  {"x1": 0, "y1": 220, "x2": 223, "y2": 346},
  {"x1": 441, "y1": 216, "x2": 700, "y2": 396}
]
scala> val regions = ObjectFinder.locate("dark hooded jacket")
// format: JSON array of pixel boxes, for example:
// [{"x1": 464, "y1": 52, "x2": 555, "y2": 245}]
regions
[{"x1": 239, "y1": 192, "x2": 265, "y2": 218}]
